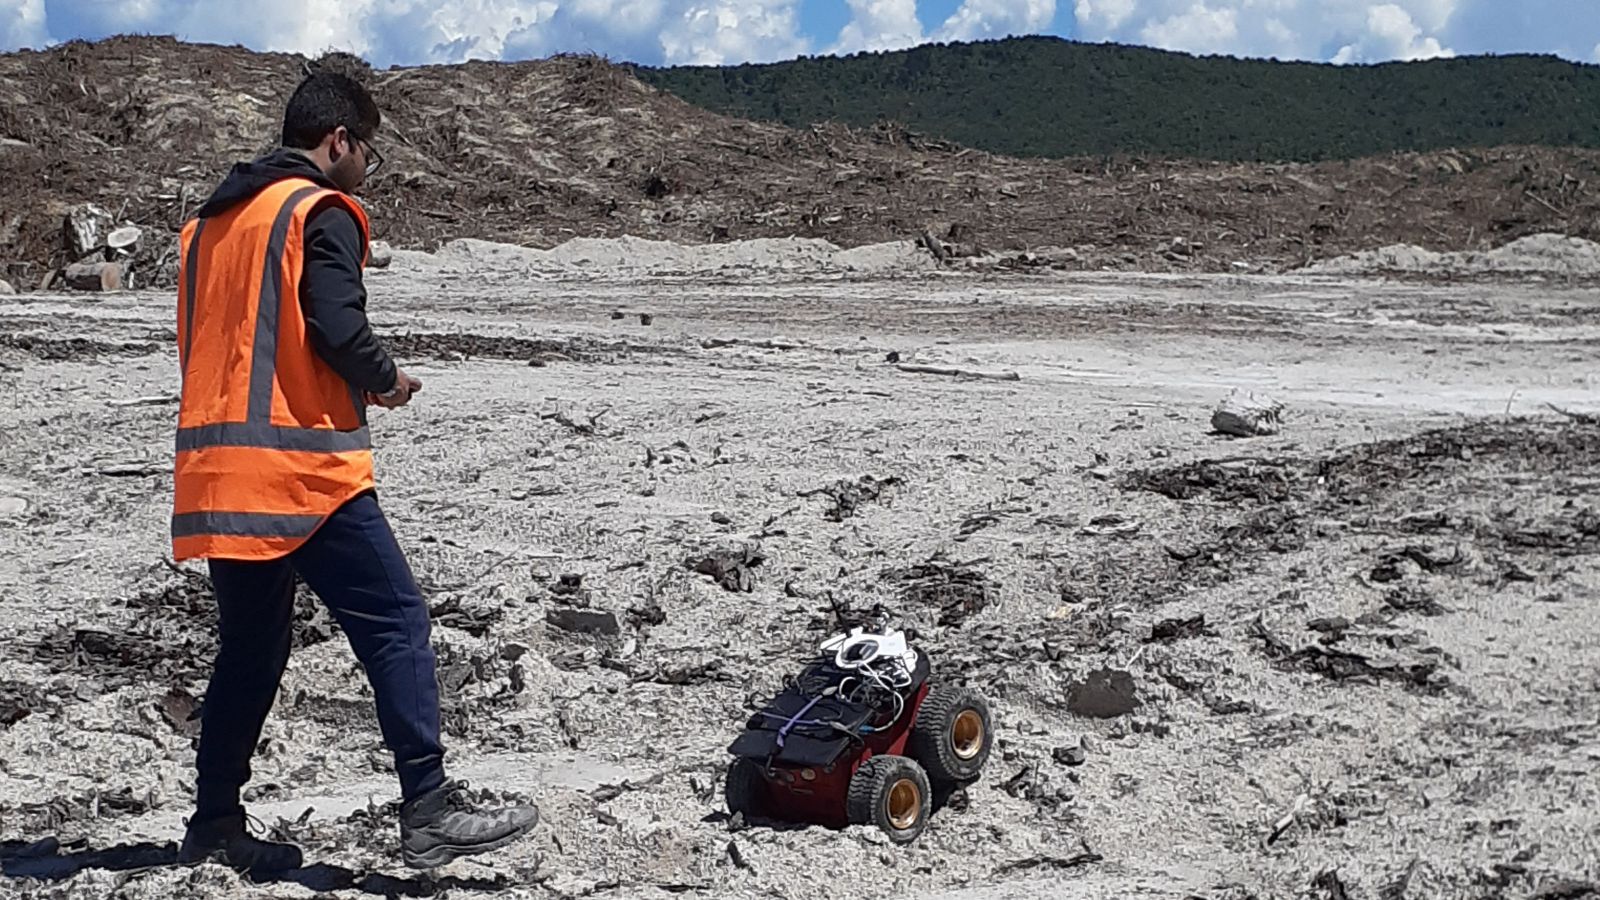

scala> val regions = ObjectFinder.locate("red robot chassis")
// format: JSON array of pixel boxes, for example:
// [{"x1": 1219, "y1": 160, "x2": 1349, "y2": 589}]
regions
[{"x1": 724, "y1": 627, "x2": 993, "y2": 843}]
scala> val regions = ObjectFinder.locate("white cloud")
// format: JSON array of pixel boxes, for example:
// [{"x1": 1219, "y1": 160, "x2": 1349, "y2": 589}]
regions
[
  {"x1": 6, "y1": 0, "x2": 807, "y2": 66},
  {"x1": 1140, "y1": 2, "x2": 1239, "y2": 54},
  {"x1": 1, "y1": 0, "x2": 48, "y2": 49},
  {"x1": 935, "y1": 0, "x2": 1057, "y2": 42},
  {"x1": 1332, "y1": 3, "x2": 1453, "y2": 63},
  {"x1": 830, "y1": 0, "x2": 925, "y2": 54},
  {"x1": 1075, "y1": 0, "x2": 1138, "y2": 32},
  {"x1": 656, "y1": 0, "x2": 807, "y2": 65},
  {"x1": 20, "y1": 0, "x2": 1591, "y2": 68},
  {"x1": 1072, "y1": 0, "x2": 1462, "y2": 63}
]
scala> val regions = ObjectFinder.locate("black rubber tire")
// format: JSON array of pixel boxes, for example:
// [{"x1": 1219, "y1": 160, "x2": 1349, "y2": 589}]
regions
[
  {"x1": 725, "y1": 757, "x2": 767, "y2": 818},
  {"x1": 846, "y1": 755, "x2": 931, "y2": 844},
  {"x1": 908, "y1": 684, "x2": 993, "y2": 784}
]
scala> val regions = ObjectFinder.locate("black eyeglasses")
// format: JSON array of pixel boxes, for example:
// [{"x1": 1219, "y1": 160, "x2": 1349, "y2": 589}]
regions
[{"x1": 359, "y1": 137, "x2": 383, "y2": 179}]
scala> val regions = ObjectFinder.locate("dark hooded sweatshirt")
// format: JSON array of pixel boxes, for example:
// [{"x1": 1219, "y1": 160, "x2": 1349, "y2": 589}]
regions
[{"x1": 194, "y1": 148, "x2": 398, "y2": 395}]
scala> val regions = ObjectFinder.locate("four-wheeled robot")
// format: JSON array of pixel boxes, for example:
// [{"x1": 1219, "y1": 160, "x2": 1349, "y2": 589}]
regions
[{"x1": 724, "y1": 626, "x2": 993, "y2": 843}]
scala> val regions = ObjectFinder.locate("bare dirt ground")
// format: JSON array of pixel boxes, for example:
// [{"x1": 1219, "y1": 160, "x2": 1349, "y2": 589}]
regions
[{"x1": 1, "y1": 249, "x2": 1598, "y2": 900}]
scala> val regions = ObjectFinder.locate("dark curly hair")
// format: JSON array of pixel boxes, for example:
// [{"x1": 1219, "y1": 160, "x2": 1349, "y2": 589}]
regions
[{"x1": 281, "y1": 71, "x2": 380, "y2": 149}]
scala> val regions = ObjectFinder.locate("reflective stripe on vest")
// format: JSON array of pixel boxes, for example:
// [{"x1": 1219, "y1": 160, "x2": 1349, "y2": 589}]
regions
[{"x1": 172, "y1": 178, "x2": 375, "y2": 558}]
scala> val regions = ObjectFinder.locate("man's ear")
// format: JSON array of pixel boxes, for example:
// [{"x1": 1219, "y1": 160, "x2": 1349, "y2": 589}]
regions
[{"x1": 329, "y1": 126, "x2": 348, "y2": 162}]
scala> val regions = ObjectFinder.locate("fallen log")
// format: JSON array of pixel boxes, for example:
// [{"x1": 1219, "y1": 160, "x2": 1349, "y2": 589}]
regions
[
  {"x1": 1545, "y1": 403, "x2": 1599, "y2": 425},
  {"x1": 63, "y1": 262, "x2": 121, "y2": 292},
  {"x1": 894, "y1": 363, "x2": 1020, "y2": 382},
  {"x1": 107, "y1": 394, "x2": 178, "y2": 408},
  {"x1": 701, "y1": 337, "x2": 804, "y2": 351}
]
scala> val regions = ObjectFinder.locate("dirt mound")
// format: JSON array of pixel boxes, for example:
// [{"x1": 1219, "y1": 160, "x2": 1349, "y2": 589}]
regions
[
  {"x1": 1302, "y1": 233, "x2": 1600, "y2": 278},
  {"x1": 398, "y1": 235, "x2": 936, "y2": 278},
  {"x1": 6, "y1": 37, "x2": 1600, "y2": 288}
]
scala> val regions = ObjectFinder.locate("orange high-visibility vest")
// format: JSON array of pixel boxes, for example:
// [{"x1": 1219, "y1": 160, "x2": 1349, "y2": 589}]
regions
[{"x1": 172, "y1": 177, "x2": 375, "y2": 561}]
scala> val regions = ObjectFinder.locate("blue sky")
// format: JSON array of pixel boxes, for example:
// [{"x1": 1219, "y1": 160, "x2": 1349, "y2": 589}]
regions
[{"x1": 4, "y1": 1, "x2": 1599, "y2": 69}]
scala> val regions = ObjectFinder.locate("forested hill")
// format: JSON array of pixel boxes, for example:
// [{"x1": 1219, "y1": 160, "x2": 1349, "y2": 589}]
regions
[{"x1": 631, "y1": 36, "x2": 1600, "y2": 162}]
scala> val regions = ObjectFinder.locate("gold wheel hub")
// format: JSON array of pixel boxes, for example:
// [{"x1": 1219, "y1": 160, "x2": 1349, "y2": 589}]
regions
[
  {"x1": 886, "y1": 778, "x2": 921, "y2": 830},
  {"x1": 952, "y1": 709, "x2": 985, "y2": 760}
]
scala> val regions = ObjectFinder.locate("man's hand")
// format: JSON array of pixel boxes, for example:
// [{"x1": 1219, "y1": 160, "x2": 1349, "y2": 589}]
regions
[{"x1": 368, "y1": 368, "x2": 422, "y2": 409}]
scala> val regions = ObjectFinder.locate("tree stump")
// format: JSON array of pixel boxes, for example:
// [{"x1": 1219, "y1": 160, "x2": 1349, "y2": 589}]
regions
[
  {"x1": 106, "y1": 226, "x2": 143, "y2": 257},
  {"x1": 64, "y1": 262, "x2": 122, "y2": 292}
]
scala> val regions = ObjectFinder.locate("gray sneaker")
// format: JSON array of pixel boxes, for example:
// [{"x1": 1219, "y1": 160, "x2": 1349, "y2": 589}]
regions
[
  {"x1": 177, "y1": 808, "x2": 303, "y2": 873},
  {"x1": 399, "y1": 780, "x2": 539, "y2": 869}
]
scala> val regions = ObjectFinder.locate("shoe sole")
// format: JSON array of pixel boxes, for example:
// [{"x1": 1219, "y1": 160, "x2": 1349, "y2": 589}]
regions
[{"x1": 401, "y1": 820, "x2": 538, "y2": 870}]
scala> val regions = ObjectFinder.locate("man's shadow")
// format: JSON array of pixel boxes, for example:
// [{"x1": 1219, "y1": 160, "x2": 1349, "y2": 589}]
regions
[{"x1": 1, "y1": 837, "x2": 512, "y2": 896}]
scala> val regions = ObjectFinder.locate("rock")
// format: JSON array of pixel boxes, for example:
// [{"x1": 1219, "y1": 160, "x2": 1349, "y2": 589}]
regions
[
  {"x1": 1065, "y1": 668, "x2": 1140, "y2": 719},
  {"x1": 62, "y1": 204, "x2": 113, "y2": 258},
  {"x1": 1307, "y1": 616, "x2": 1351, "y2": 639},
  {"x1": 639, "y1": 313, "x2": 654, "y2": 326},
  {"x1": 0, "y1": 278, "x2": 14, "y2": 295},
  {"x1": 710, "y1": 511, "x2": 731, "y2": 525},
  {"x1": 686, "y1": 543, "x2": 766, "y2": 593},
  {"x1": 1148, "y1": 614, "x2": 1210, "y2": 643},
  {"x1": 545, "y1": 607, "x2": 621, "y2": 636},
  {"x1": 1130, "y1": 717, "x2": 1172, "y2": 738},
  {"x1": 1053, "y1": 745, "x2": 1088, "y2": 766},
  {"x1": 0, "y1": 496, "x2": 27, "y2": 517},
  {"x1": 1211, "y1": 389, "x2": 1284, "y2": 437},
  {"x1": 549, "y1": 573, "x2": 591, "y2": 605},
  {"x1": 157, "y1": 687, "x2": 201, "y2": 737},
  {"x1": 367, "y1": 240, "x2": 393, "y2": 268}
]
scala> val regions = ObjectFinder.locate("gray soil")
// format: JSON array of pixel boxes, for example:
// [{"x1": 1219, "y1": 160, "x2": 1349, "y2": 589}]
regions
[{"x1": 1, "y1": 253, "x2": 1598, "y2": 899}]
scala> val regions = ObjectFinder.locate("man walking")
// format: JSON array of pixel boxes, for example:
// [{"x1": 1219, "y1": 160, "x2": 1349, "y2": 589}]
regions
[{"x1": 170, "y1": 70, "x2": 538, "y2": 871}]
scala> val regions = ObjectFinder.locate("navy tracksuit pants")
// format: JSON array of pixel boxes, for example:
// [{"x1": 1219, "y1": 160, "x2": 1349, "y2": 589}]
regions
[{"x1": 194, "y1": 491, "x2": 446, "y2": 819}]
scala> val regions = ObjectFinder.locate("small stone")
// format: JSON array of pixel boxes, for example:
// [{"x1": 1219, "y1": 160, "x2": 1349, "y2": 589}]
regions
[
  {"x1": 611, "y1": 310, "x2": 625, "y2": 320},
  {"x1": 1079, "y1": 734, "x2": 1103, "y2": 755},
  {"x1": 639, "y1": 313, "x2": 654, "y2": 326},
  {"x1": 1053, "y1": 745, "x2": 1088, "y2": 767},
  {"x1": 0, "y1": 279, "x2": 15, "y2": 295},
  {"x1": 0, "y1": 496, "x2": 27, "y2": 518},
  {"x1": 1065, "y1": 667, "x2": 1140, "y2": 718},
  {"x1": 1131, "y1": 717, "x2": 1172, "y2": 738},
  {"x1": 711, "y1": 511, "x2": 731, "y2": 525},
  {"x1": 367, "y1": 240, "x2": 393, "y2": 268},
  {"x1": 545, "y1": 607, "x2": 620, "y2": 636}
]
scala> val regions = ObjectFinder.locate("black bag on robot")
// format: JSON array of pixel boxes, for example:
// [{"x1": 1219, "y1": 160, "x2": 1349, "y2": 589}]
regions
[{"x1": 727, "y1": 686, "x2": 873, "y2": 768}]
